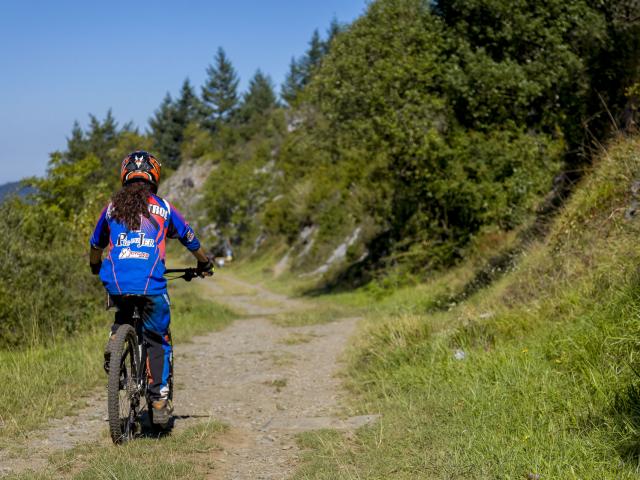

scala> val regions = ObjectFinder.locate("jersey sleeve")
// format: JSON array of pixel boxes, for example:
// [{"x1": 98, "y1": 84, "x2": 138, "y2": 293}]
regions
[
  {"x1": 167, "y1": 203, "x2": 201, "y2": 251},
  {"x1": 89, "y1": 206, "x2": 110, "y2": 249}
]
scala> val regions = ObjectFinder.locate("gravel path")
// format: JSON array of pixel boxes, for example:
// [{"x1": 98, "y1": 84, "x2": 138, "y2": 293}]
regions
[{"x1": 0, "y1": 273, "x2": 372, "y2": 479}]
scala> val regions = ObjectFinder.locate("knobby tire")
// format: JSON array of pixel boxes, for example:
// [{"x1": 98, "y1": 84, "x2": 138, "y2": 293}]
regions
[{"x1": 107, "y1": 324, "x2": 140, "y2": 444}]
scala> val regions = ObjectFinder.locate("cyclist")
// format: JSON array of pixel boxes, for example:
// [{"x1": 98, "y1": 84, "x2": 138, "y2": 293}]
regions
[{"x1": 88, "y1": 150, "x2": 213, "y2": 425}]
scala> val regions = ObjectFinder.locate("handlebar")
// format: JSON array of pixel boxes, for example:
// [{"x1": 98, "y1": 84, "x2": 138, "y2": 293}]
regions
[{"x1": 164, "y1": 267, "x2": 211, "y2": 282}]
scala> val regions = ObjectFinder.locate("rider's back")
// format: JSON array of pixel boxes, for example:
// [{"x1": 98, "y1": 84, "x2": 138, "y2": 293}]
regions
[{"x1": 90, "y1": 193, "x2": 200, "y2": 295}]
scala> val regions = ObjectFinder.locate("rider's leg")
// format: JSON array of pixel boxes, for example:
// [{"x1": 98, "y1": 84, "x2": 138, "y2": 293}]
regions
[
  {"x1": 111, "y1": 296, "x2": 135, "y2": 333},
  {"x1": 140, "y1": 294, "x2": 172, "y2": 402}
]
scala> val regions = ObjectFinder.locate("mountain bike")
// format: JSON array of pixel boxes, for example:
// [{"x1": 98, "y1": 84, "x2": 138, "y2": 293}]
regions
[{"x1": 106, "y1": 267, "x2": 203, "y2": 444}]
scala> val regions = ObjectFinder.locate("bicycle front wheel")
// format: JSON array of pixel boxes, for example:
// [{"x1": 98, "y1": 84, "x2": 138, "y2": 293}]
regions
[{"x1": 107, "y1": 324, "x2": 141, "y2": 444}]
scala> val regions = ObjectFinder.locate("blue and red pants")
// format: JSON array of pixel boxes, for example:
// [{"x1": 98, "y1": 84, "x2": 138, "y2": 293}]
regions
[{"x1": 110, "y1": 294, "x2": 172, "y2": 401}]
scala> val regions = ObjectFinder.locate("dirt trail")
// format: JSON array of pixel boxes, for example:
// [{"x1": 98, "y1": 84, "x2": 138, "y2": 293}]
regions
[{"x1": 0, "y1": 273, "x2": 372, "y2": 479}]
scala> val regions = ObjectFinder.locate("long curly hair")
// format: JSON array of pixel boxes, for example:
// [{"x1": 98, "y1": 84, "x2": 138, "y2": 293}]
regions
[{"x1": 110, "y1": 182, "x2": 152, "y2": 231}]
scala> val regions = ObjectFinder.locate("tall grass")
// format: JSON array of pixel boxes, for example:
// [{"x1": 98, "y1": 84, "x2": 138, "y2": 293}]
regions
[{"x1": 293, "y1": 136, "x2": 640, "y2": 478}]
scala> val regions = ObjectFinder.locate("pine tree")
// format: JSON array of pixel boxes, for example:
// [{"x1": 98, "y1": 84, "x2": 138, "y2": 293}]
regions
[
  {"x1": 202, "y1": 47, "x2": 240, "y2": 126},
  {"x1": 281, "y1": 29, "x2": 330, "y2": 107},
  {"x1": 175, "y1": 78, "x2": 204, "y2": 127},
  {"x1": 281, "y1": 57, "x2": 304, "y2": 106},
  {"x1": 239, "y1": 70, "x2": 277, "y2": 122},
  {"x1": 87, "y1": 110, "x2": 118, "y2": 154},
  {"x1": 149, "y1": 93, "x2": 183, "y2": 169},
  {"x1": 300, "y1": 29, "x2": 325, "y2": 84},
  {"x1": 65, "y1": 121, "x2": 88, "y2": 164},
  {"x1": 324, "y1": 17, "x2": 344, "y2": 55}
]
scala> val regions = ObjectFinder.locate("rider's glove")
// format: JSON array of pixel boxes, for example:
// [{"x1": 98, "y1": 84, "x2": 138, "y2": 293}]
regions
[
  {"x1": 196, "y1": 257, "x2": 214, "y2": 276},
  {"x1": 90, "y1": 261, "x2": 102, "y2": 275}
]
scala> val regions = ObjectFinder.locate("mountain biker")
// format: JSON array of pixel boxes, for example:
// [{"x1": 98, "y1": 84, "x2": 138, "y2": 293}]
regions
[{"x1": 88, "y1": 150, "x2": 213, "y2": 425}]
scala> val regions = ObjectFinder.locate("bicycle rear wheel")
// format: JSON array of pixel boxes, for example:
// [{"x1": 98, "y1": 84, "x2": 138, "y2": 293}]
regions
[{"x1": 107, "y1": 324, "x2": 141, "y2": 444}]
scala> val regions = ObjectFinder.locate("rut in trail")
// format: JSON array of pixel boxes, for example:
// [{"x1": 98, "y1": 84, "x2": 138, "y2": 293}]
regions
[{"x1": 0, "y1": 273, "x2": 376, "y2": 479}]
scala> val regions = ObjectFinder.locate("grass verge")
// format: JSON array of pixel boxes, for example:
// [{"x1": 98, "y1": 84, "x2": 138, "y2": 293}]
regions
[
  {"x1": 10, "y1": 420, "x2": 227, "y2": 480},
  {"x1": 291, "y1": 136, "x2": 640, "y2": 478}
]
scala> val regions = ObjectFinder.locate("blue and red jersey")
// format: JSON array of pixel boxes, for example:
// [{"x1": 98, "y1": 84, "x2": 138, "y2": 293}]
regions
[{"x1": 90, "y1": 194, "x2": 200, "y2": 295}]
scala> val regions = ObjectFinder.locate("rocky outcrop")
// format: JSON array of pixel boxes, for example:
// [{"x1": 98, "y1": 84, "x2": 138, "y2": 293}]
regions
[{"x1": 159, "y1": 159, "x2": 216, "y2": 216}]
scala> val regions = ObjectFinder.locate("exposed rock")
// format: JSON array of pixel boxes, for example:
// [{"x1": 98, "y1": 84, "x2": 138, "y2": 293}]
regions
[
  {"x1": 303, "y1": 227, "x2": 362, "y2": 277},
  {"x1": 296, "y1": 228, "x2": 316, "y2": 260},
  {"x1": 159, "y1": 159, "x2": 216, "y2": 215},
  {"x1": 274, "y1": 227, "x2": 318, "y2": 277},
  {"x1": 252, "y1": 232, "x2": 268, "y2": 254},
  {"x1": 274, "y1": 250, "x2": 291, "y2": 278}
]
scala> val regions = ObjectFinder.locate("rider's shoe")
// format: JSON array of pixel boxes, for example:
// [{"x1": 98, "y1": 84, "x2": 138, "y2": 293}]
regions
[{"x1": 151, "y1": 399, "x2": 173, "y2": 427}]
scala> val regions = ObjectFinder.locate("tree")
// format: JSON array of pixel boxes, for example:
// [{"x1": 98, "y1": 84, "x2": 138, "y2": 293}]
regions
[
  {"x1": 281, "y1": 57, "x2": 304, "y2": 106},
  {"x1": 149, "y1": 93, "x2": 182, "y2": 169},
  {"x1": 86, "y1": 110, "x2": 120, "y2": 166},
  {"x1": 299, "y1": 29, "x2": 325, "y2": 86},
  {"x1": 175, "y1": 78, "x2": 204, "y2": 127},
  {"x1": 281, "y1": 28, "x2": 330, "y2": 106},
  {"x1": 324, "y1": 17, "x2": 345, "y2": 54},
  {"x1": 201, "y1": 47, "x2": 240, "y2": 126},
  {"x1": 65, "y1": 121, "x2": 88, "y2": 164},
  {"x1": 238, "y1": 70, "x2": 277, "y2": 123}
]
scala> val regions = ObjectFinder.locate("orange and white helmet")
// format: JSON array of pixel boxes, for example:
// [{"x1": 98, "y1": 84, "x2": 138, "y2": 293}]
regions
[{"x1": 120, "y1": 151, "x2": 161, "y2": 191}]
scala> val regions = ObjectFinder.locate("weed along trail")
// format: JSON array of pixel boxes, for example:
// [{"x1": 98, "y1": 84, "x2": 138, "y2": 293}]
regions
[
  {"x1": 0, "y1": 273, "x2": 372, "y2": 479},
  {"x1": 175, "y1": 273, "x2": 372, "y2": 479}
]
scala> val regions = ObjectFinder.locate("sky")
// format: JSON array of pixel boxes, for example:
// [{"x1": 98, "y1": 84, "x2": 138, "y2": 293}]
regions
[{"x1": 0, "y1": 0, "x2": 368, "y2": 184}]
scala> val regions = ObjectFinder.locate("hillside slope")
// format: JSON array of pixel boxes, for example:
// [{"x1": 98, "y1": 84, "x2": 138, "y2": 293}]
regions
[
  {"x1": 189, "y1": 0, "x2": 639, "y2": 285},
  {"x1": 293, "y1": 135, "x2": 640, "y2": 478}
]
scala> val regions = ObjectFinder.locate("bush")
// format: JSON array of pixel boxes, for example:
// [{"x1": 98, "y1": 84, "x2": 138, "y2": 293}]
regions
[{"x1": 0, "y1": 200, "x2": 102, "y2": 347}]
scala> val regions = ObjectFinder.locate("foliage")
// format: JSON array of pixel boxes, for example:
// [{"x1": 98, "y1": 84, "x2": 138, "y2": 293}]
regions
[
  {"x1": 236, "y1": 70, "x2": 278, "y2": 124},
  {"x1": 200, "y1": 109, "x2": 287, "y2": 242},
  {"x1": 293, "y1": 135, "x2": 640, "y2": 479},
  {"x1": 0, "y1": 114, "x2": 149, "y2": 347},
  {"x1": 273, "y1": 0, "x2": 563, "y2": 272},
  {"x1": 149, "y1": 80, "x2": 203, "y2": 169},
  {"x1": 201, "y1": 47, "x2": 240, "y2": 126},
  {"x1": 0, "y1": 199, "x2": 101, "y2": 347},
  {"x1": 149, "y1": 93, "x2": 182, "y2": 168},
  {"x1": 175, "y1": 78, "x2": 204, "y2": 127},
  {"x1": 255, "y1": 0, "x2": 640, "y2": 277},
  {"x1": 280, "y1": 26, "x2": 342, "y2": 106},
  {"x1": 280, "y1": 57, "x2": 305, "y2": 106}
]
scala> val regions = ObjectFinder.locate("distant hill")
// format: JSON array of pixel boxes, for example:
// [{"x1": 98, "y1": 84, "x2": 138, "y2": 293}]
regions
[{"x1": 0, "y1": 181, "x2": 36, "y2": 203}]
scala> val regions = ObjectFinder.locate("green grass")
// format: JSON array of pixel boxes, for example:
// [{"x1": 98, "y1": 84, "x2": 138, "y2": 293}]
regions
[
  {"x1": 0, "y1": 280, "x2": 238, "y2": 448},
  {"x1": 10, "y1": 420, "x2": 227, "y2": 480},
  {"x1": 0, "y1": 328, "x2": 105, "y2": 446},
  {"x1": 290, "y1": 136, "x2": 640, "y2": 478}
]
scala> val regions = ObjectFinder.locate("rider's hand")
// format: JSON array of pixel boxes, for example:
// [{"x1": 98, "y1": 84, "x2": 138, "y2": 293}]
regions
[
  {"x1": 196, "y1": 257, "x2": 214, "y2": 277},
  {"x1": 90, "y1": 261, "x2": 102, "y2": 275}
]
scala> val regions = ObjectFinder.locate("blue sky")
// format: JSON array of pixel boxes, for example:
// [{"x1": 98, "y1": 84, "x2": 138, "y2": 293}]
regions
[{"x1": 0, "y1": 0, "x2": 368, "y2": 184}]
